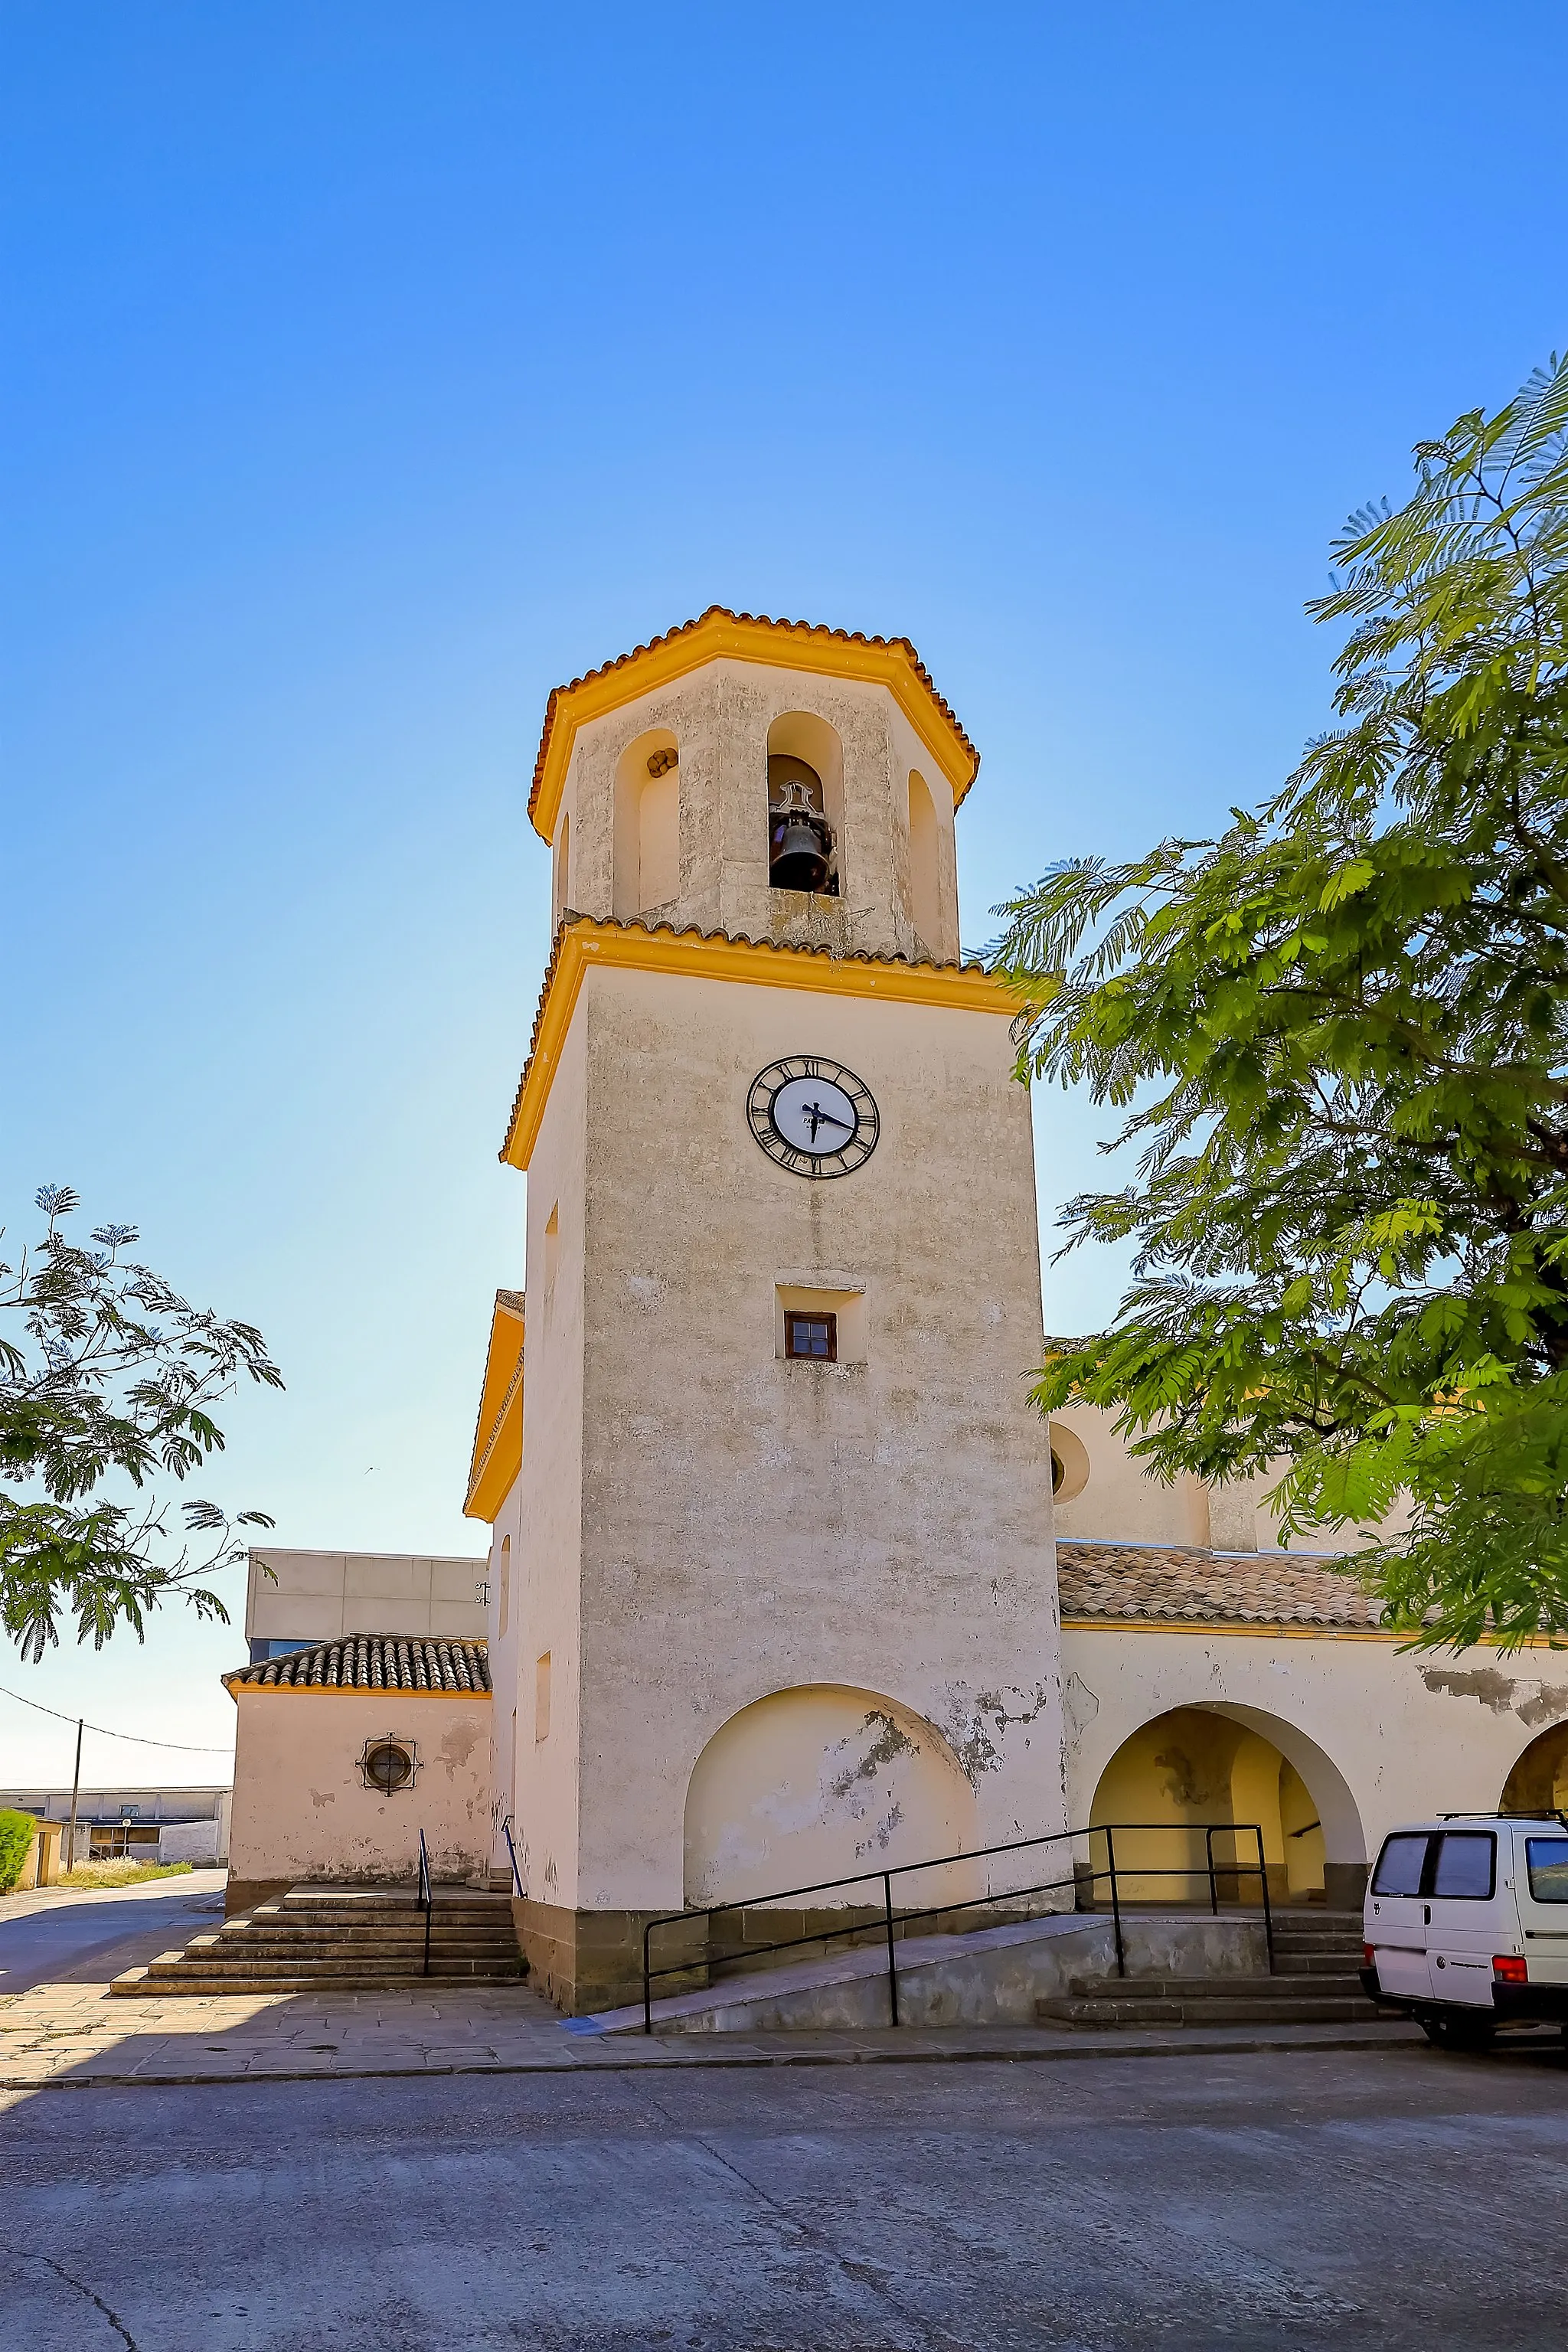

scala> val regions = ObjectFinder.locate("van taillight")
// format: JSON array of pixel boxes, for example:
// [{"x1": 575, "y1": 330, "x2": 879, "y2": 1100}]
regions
[
  {"x1": 1363, "y1": 1943, "x2": 1376, "y2": 1966},
  {"x1": 1492, "y1": 1954, "x2": 1527, "y2": 1984}
]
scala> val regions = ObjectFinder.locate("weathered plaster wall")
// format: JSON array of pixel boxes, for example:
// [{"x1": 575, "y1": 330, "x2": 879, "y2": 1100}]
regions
[
  {"x1": 515, "y1": 962, "x2": 1067, "y2": 1916},
  {"x1": 683, "y1": 1684, "x2": 982, "y2": 1910},
  {"x1": 1061, "y1": 1625, "x2": 1568, "y2": 1900},
  {"x1": 227, "y1": 1690, "x2": 491, "y2": 1888},
  {"x1": 553, "y1": 660, "x2": 959, "y2": 965}
]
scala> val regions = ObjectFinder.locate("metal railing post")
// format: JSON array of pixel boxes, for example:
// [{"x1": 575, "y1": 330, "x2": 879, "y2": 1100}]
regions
[
  {"x1": 1256, "y1": 1824, "x2": 1275, "y2": 1975},
  {"x1": 1103, "y1": 1825, "x2": 1126, "y2": 1977},
  {"x1": 418, "y1": 1829, "x2": 433, "y2": 1978},
  {"x1": 642, "y1": 1919, "x2": 655, "y2": 2035},
  {"x1": 1205, "y1": 1824, "x2": 1219, "y2": 1915},
  {"x1": 883, "y1": 1872, "x2": 900, "y2": 2027}
]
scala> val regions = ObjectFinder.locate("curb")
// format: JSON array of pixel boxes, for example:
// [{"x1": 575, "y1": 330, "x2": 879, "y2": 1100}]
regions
[{"x1": 0, "y1": 2023, "x2": 1423, "y2": 2090}]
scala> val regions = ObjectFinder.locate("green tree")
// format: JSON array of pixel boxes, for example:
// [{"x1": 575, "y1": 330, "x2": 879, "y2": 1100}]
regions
[
  {"x1": 0, "y1": 1808, "x2": 36, "y2": 1893},
  {"x1": 991, "y1": 353, "x2": 1568, "y2": 1653},
  {"x1": 1, "y1": 1185, "x2": 282, "y2": 1660}
]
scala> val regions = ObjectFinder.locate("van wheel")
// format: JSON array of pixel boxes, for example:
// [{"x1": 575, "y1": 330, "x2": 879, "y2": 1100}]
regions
[{"x1": 1420, "y1": 2014, "x2": 1496, "y2": 2051}]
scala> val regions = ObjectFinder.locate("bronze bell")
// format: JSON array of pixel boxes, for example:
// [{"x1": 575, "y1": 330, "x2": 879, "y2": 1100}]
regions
[{"x1": 769, "y1": 808, "x2": 832, "y2": 892}]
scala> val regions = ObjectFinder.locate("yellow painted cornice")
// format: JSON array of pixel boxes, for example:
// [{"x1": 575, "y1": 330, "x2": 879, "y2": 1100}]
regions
[
  {"x1": 463, "y1": 1292, "x2": 526, "y2": 1522},
  {"x1": 1061, "y1": 1615, "x2": 1563, "y2": 1650},
  {"x1": 528, "y1": 607, "x2": 981, "y2": 844},
  {"x1": 225, "y1": 1677, "x2": 492, "y2": 1700},
  {"x1": 499, "y1": 916, "x2": 1017, "y2": 1171},
  {"x1": 1060, "y1": 1615, "x2": 1400, "y2": 1644}
]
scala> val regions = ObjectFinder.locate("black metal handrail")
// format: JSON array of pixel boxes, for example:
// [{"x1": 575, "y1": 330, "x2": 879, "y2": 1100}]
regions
[
  {"x1": 416, "y1": 1828, "x2": 433, "y2": 1977},
  {"x1": 641, "y1": 1819, "x2": 1273, "y2": 2033},
  {"x1": 500, "y1": 1813, "x2": 524, "y2": 1898}
]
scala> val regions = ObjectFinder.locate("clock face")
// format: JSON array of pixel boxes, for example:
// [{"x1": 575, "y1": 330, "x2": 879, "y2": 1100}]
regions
[{"x1": 747, "y1": 1056, "x2": 879, "y2": 1179}]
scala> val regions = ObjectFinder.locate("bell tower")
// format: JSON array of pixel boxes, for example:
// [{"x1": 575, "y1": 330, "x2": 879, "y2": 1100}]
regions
[{"x1": 467, "y1": 609, "x2": 1067, "y2": 2014}]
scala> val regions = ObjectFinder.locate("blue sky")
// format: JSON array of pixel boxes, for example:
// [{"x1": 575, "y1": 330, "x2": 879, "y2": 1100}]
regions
[{"x1": 4, "y1": 2, "x2": 1566, "y2": 1779}]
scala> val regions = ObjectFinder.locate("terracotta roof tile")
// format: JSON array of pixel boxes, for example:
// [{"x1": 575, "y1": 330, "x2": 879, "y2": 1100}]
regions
[
  {"x1": 529, "y1": 606, "x2": 978, "y2": 829},
  {"x1": 1056, "y1": 1541, "x2": 1383, "y2": 1631},
  {"x1": 225, "y1": 1636, "x2": 492, "y2": 1694}
]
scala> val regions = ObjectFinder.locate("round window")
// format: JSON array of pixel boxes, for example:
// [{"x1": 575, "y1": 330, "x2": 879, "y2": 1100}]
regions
[{"x1": 364, "y1": 1740, "x2": 413, "y2": 1793}]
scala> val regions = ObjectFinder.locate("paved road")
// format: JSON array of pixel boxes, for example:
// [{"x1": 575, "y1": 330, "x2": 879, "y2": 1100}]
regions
[
  {"x1": 2, "y1": 2042, "x2": 1563, "y2": 2349},
  {"x1": 0, "y1": 1873, "x2": 227, "y2": 1996}
]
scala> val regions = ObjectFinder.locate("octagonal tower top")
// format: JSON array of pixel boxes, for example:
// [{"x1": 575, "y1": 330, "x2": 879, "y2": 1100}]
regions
[{"x1": 529, "y1": 607, "x2": 980, "y2": 968}]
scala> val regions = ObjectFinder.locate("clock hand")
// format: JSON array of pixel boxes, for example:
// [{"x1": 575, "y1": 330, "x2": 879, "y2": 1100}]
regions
[{"x1": 802, "y1": 1100, "x2": 852, "y2": 1142}]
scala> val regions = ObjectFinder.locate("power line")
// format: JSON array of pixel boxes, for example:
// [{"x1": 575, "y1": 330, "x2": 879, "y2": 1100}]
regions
[{"x1": 0, "y1": 1681, "x2": 233, "y2": 1754}]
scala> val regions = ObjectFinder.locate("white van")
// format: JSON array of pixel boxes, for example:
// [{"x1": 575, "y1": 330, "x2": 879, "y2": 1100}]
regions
[{"x1": 1362, "y1": 1815, "x2": 1568, "y2": 2049}]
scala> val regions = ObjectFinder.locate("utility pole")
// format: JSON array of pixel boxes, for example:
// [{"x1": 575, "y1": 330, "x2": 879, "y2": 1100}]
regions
[{"x1": 66, "y1": 1717, "x2": 83, "y2": 1873}]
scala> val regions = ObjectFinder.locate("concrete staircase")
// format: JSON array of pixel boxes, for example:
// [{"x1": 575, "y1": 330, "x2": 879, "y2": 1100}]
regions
[
  {"x1": 111, "y1": 1884, "x2": 525, "y2": 1996},
  {"x1": 1034, "y1": 1908, "x2": 1378, "y2": 2028}
]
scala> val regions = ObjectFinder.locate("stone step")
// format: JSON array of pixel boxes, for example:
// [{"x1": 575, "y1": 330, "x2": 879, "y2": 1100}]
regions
[
  {"x1": 276, "y1": 1889, "x2": 511, "y2": 1910},
  {"x1": 112, "y1": 1968, "x2": 524, "y2": 1998},
  {"x1": 1039, "y1": 1991, "x2": 1383, "y2": 2028},
  {"x1": 216, "y1": 1926, "x2": 519, "y2": 1948},
  {"x1": 1261, "y1": 1952, "x2": 1363, "y2": 1975},
  {"x1": 142, "y1": 1955, "x2": 522, "y2": 1981},
  {"x1": 1064, "y1": 1972, "x2": 1358, "y2": 2001},
  {"x1": 199, "y1": 1938, "x2": 521, "y2": 1956}
]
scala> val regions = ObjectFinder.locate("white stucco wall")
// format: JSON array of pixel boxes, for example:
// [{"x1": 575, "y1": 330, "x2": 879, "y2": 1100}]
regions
[
  {"x1": 228, "y1": 1690, "x2": 491, "y2": 1886},
  {"x1": 683, "y1": 1684, "x2": 982, "y2": 1910},
  {"x1": 501, "y1": 959, "x2": 1067, "y2": 1916}
]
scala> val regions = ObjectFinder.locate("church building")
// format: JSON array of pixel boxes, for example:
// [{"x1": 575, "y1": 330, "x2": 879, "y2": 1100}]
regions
[{"x1": 222, "y1": 609, "x2": 1568, "y2": 2017}]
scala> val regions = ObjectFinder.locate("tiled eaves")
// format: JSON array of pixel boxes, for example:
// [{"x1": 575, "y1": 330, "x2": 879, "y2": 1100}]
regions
[
  {"x1": 498, "y1": 911, "x2": 997, "y2": 1167},
  {"x1": 1055, "y1": 1540, "x2": 1384, "y2": 1632},
  {"x1": 528, "y1": 606, "x2": 980, "y2": 832},
  {"x1": 224, "y1": 1635, "x2": 492, "y2": 1696}
]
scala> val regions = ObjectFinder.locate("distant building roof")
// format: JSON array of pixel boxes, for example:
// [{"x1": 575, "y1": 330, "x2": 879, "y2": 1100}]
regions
[
  {"x1": 224, "y1": 1635, "x2": 492, "y2": 1695},
  {"x1": 1055, "y1": 1541, "x2": 1383, "y2": 1632}
]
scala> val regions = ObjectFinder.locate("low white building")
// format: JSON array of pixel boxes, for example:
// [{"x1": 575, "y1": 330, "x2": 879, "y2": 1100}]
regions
[
  {"x1": 244, "y1": 1547, "x2": 488, "y2": 1663},
  {"x1": 2, "y1": 1785, "x2": 232, "y2": 1870}
]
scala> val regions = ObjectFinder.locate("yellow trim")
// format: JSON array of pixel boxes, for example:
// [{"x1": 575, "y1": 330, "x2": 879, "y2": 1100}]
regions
[
  {"x1": 1060, "y1": 1615, "x2": 1399, "y2": 1643},
  {"x1": 464, "y1": 1297, "x2": 526, "y2": 1521},
  {"x1": 225, "y1": 1678, "x2": 492, "y2": 1699},
  {"x1": 529, "y1": 611, "x2": 979, "y2": 844},
  {"x1": 500, "y1": 919, "x2": 1017, "y2": 1171},
  {"x1": 1061, "y1": 1615, "x2": 1564, "y2": 1650}
]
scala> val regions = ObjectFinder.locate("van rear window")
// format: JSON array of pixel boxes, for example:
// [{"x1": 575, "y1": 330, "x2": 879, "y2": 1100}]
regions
[
  {"x1": 1432, "y1": 1831, "x2": 1495, "y2": 1900},
  {"x1": 1526, "y1": 1840, "x2": 1568, "y2": 1904},
  {"x1": 1372, "y1": 1834, "x2": 1430, "y2": 1896}
]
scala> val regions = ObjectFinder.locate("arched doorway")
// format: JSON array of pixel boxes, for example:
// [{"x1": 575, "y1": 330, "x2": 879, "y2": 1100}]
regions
[
  {"x1": 1089, "y1": 1705, "x2": 1364, "y2": 1908},
  {"x1": 1501, "y1": 1723, "x2": 1568, "y2": 1816},
  {"x1": 684, "y1": 1684, "x2": 979, "y2": 1911}
]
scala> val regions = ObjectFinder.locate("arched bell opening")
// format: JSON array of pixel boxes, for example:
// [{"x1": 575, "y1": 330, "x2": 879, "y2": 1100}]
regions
[
  {"x1": 906, "y1": 769, "x2": 942, "y2": 950},
  {"x1": 613, "y1": 727, "x2": 681, "y2": 920},
  {"x1": 766, "y1": 713, "x2": 843, "y2": 897},
  {"x1": 1088, "y1": 1704, "x2": 1366, "y2": 1910}
]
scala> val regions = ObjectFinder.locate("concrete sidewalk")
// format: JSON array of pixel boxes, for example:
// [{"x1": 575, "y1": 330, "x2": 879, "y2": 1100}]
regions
[{"x1": 0, "y1": 1895, "x2": 1428, "y2": 2086}]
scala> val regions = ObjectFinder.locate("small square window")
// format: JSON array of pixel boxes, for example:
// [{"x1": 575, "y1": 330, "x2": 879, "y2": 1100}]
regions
[{"x1": 785, "y1": 1311, "x2": 837, "y2": 1361}]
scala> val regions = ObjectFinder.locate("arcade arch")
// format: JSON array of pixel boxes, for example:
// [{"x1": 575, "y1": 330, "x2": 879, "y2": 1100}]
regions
[
  {"x1": 1501, "y1": 1721, "x2": 1568, "y2": 1816},
  {"x1": 1088, "y1": 1704, "x2": 1365, "y2": 1906},
  {"x1": 683, "y1": 1683, "x2": 978, "y2": 1909}
]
